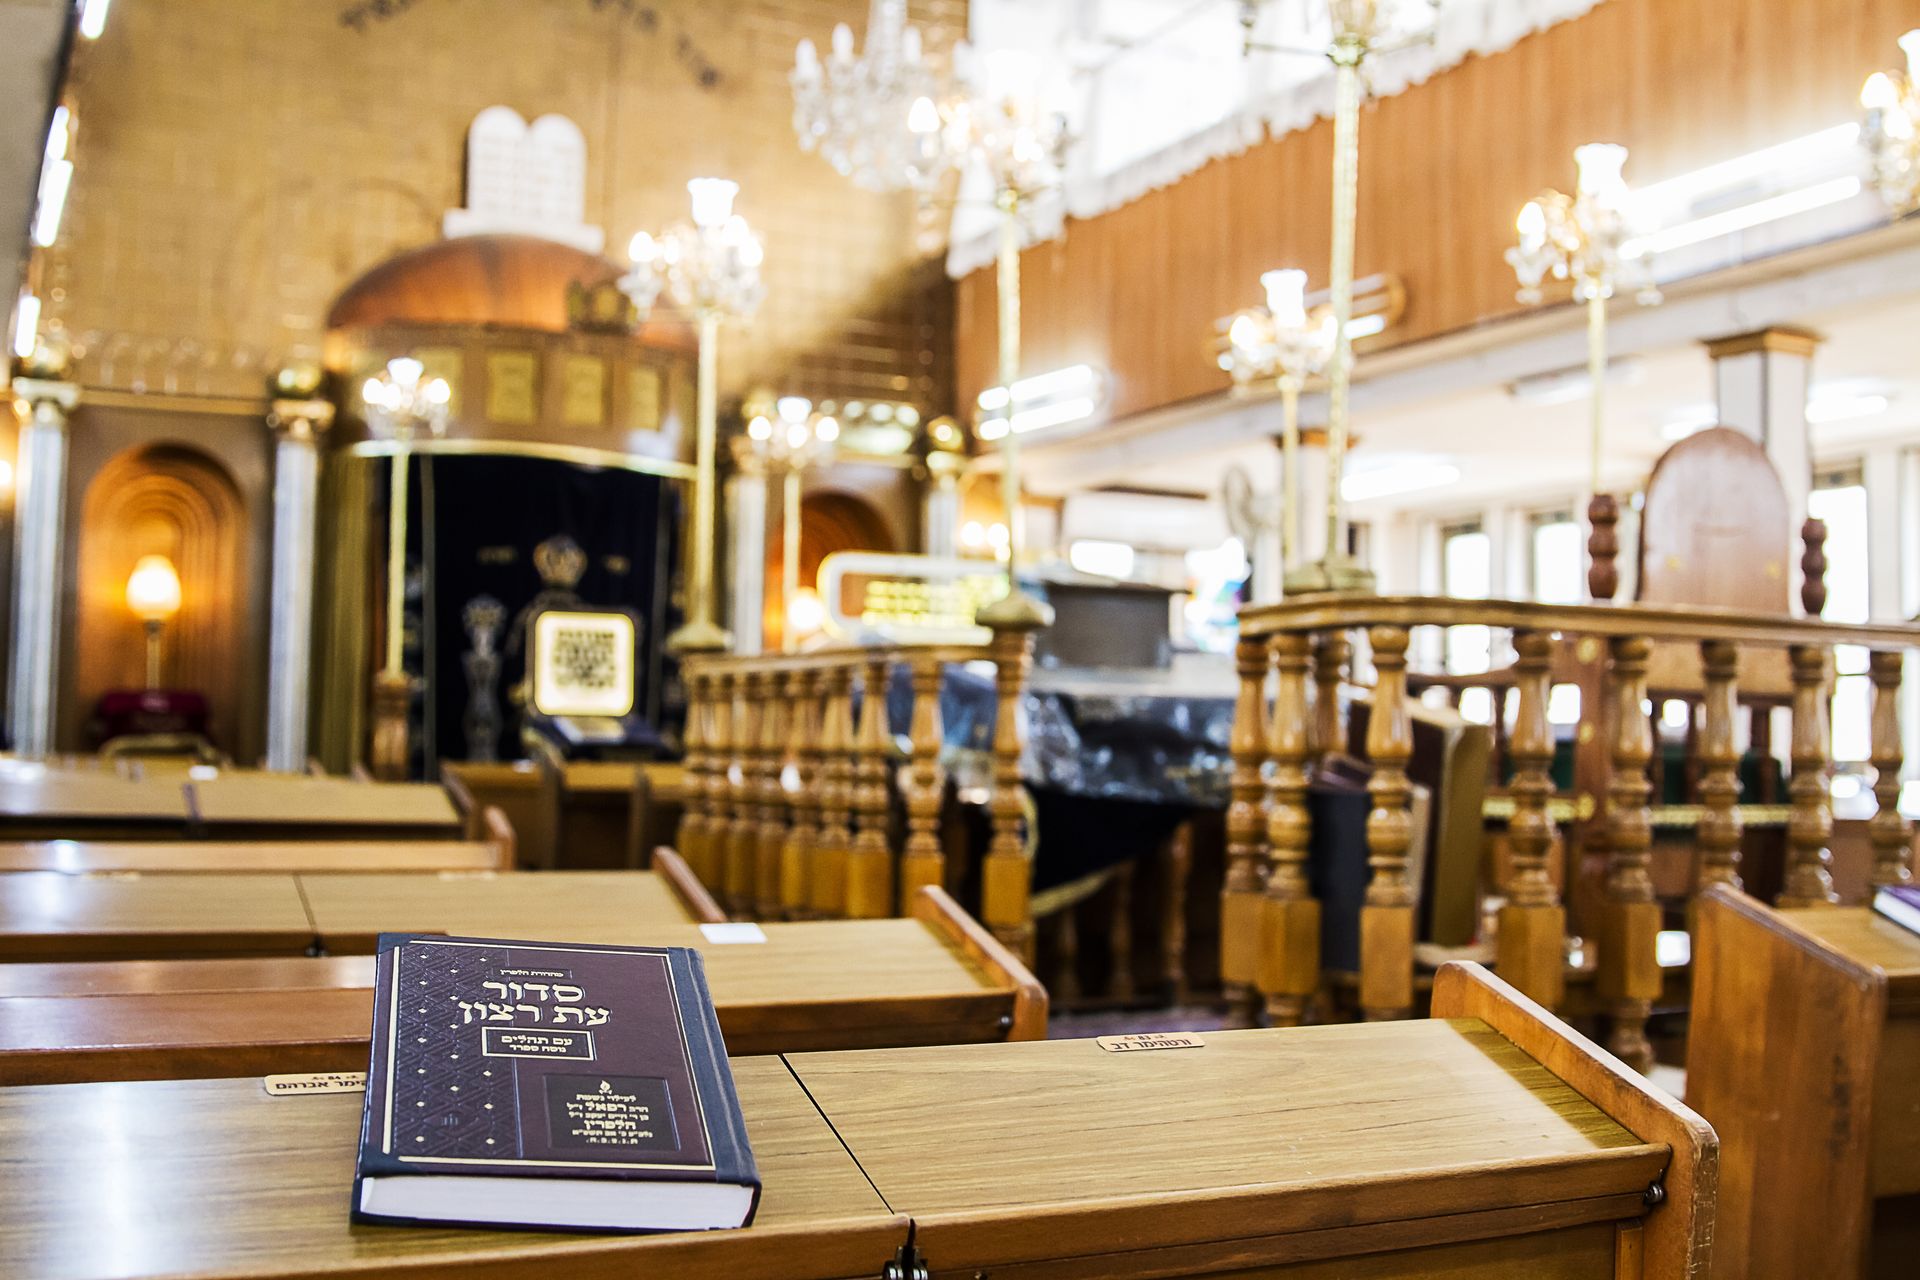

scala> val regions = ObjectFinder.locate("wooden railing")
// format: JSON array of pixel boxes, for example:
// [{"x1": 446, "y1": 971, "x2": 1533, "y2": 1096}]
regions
[
  {"x1": 675, "y1": 617, "x2": 1044, "y2": 957},
  {"x1": 1225, "y1": 593, "x2": 1920, "y2": 1070}
]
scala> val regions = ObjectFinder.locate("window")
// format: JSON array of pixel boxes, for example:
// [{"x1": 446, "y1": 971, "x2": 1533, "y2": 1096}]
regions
[
  {"x1": 1530, "y1": 509, "x2": 1584, "y2": 604},
  {"x1": 1443, "y1": 521, "x2": 1492, "y2": 677},
  {"x1": 1810, "y1": 467, "x2": 1869, "y2": 762}
]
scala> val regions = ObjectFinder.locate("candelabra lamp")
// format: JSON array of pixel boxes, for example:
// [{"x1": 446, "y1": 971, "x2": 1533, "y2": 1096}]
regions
[
  {"x1": 1507, "y1": 144, "x2": 1660, "y2": 601},
  {"x1": 737, "y1": 397, "x2": 838, "y2": 651},
  {"x1": 792, "y1": 3, "x2": 1065, "y2": 628},
  {"x1": 125, "y1": 554, "x2": 182, "y2": 690},
  {"x1": 1239, "y1": 0, "x2": 1443, "y2": 593},
  {"x1": 1862, "y1": 30, "x2": 1920, "y2": 216},
  {"x1": 621, "y1": 178, "x2": 766, "y2": 655},
  {"x1": 1222, "y1": 268, "x2": 1338, "y2": 582},
  {"x1": 362, "y1": 355, "x2": 450, "y2": 779}
]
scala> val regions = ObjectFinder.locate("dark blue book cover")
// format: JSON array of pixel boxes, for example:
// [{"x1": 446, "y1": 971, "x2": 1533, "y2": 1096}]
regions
[{"x1": 353, "y1": 933, "x2": 758, "y2": 1233}]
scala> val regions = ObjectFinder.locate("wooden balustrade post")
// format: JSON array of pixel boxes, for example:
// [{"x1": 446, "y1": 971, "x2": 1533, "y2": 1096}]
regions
[
  {"x1": 1497, "y1": 629, "x2": 1564, "y2": 1009},
  {"x1": 1311, "y1": 631, "x2": 1350, "y2": 760},
  {"x1": 845, "y1": 656, "x2": 895, "y2": 919},
  {"x1": 1221, "y1": 634, "x2": 1271, "y2": 1020},
  {"x1": 1360, "y1": 625, "x2": 1416, "y2": 1021},
  {"x1": 780, "y1": 668, "x2": 824, "y2": 919},
  {"x1": 810, "y1": 664, "x2": 856, "y2": 919},
  {"x1": 699, "y1": 672, "x2": 735, "y2": 894},
  {"x1": 983, "y1": 616, "x2": 1045, "y2": 962},
  {"x1": 1598, "y1": 635, "x2": 1660, "y2": 1073},
  {"x1": 1259, "y1": 631, "x2": 1317, "y2": 1027},
  {"x1": 676, "y1": 666, "x2": 709, "y2": 872},
  {"x1": 1694, "y1": 640, "x2": 1744, "y2": 908},
  {"x1": 900, "y1": 655, "x2": 947, "y2": 911},
  {"x1": 754, "y1": 671, "x2": 793, "y2": 918},
  {"x1": 1781, "y1": 643, "x2": 1840, "y2": 907},
  {"x1": 1870, "y1": 650, "x2": 1914, "y2": 890},
  {"x1": 724, "y1": 672, "x2": 763, "y2": 918}
]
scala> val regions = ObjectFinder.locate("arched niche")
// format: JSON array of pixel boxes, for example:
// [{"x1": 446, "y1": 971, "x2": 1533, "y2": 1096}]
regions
[
  {"x1": 765, "y1": 490, "x2": 897, "y2": 648},
  {"x1": 75, "y1": 443, "x2": 248, "y2": 751}
]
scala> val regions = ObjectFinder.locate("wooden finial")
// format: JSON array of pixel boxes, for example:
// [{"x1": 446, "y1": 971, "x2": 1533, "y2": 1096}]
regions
[
  {"x1": 1587, "y1": 493, "x2": 1620, "y2": 602},
  {"x1": 1800, "y1": 517, "x2": 1828, "y2": 617}
]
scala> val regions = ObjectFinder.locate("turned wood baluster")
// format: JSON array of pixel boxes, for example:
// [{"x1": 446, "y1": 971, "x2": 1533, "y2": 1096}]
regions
[
  {"x1": 810, "y1": 664, "x2": 856, "y2": 919},
  {"x1": 1497, "y1": 629, "x2": 1564, "y2": 1009},
  {"x1": 1108, "y1": 863, "x2": 1136, "y2": 1002},
  {"x1": 1311, "y1": 630, "x2": 1350, "y2": 760},
  {"x1": 899, "y1": 655, "x2": 947, "y2": 910},
  {"x1": 845, "y1": 656, "x2": 895, "y2": 919},
  {"x1": 1694, "y1": 640, "x2": 1744, "y2": 907},
  {"x1": 676, "y1": 667, "x2": 710, "y2": 874},
  {"x1": 1870, "y1": 650, "x2": 1914, "y2": 889},
  {"x1": 724, "y1": 672, "x2": 763, "y2": 918},
  {"x1": 1598, "y1": 635, "x2": 1659, "y2": 1073},
  {"x1": 700, "y1": 672, "x2": 735, "y2": 895},
  {"x1": 1161, "y1": 822, "x2": 1192, "y2": 1004},
  {"x1": 780, "y1": 668, "x2": 824, "y2": 919},
  {"x1": 1259, "y1": 631, "x2": 1317, "y2": 1027},
  {"x1": 1361, "y1": 625, "x2": 1416, "y2": 1022},
  {"x1": 754, "y1": 670, "x2": 793, "y2": 918},
  {"x1": 1221, "y1": 634, "x2": 1270, "y2": 1019},
  {"x1": 983, "y1": 618, "x2": 1045, "y2": 962},
  {"x1": 1781, "y1": 644, "x2": 1840, "y2": 907}
]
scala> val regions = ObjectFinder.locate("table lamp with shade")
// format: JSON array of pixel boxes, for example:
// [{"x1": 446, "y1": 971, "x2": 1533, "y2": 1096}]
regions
[{"x1": 125, "y1": 554, "x2": 181, "y2": 689}]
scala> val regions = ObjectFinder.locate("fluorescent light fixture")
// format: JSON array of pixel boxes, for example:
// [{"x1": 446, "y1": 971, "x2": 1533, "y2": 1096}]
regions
[
  {"x1": 1068, "y1": 538, "x2": 1135, "y2": 579},
  {"x1": 977, "y1": 364, "x2": 1105, "y2": 438},
  {"x1": 78, "y1": 0, "x2": 111, "y2": 40},
  {"x1": 1347, "y1": 313, "x2": 1387, "y2": 339},
  {"x1": 977, "y1": 363, "x2": 1100, "y2": 413},
  {"x1": 1631, "y1": 123, "x2": 1860, "y2": 213},
  {"x1": 1806, "y1": 393, "x2": 1890, "y2": 425},
  {"x1": 32, "y1": 162, "x2": 72, "y2": 248},
  {"x1": 1624, "y1": 176, "x2": 1864, "y2": 259},
  {"x1": 11, "y1": 292, "x2": 40, "y2": 360},
  {"x1": 1341, "y1": 462, "x2": 1460, "y2": 503}
]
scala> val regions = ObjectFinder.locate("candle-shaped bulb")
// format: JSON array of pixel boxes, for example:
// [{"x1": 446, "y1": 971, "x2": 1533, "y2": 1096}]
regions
[
  {"x1": 627, "y1": 230, "x2": 657, "y2": 264},
  {"x1": 1864, "y1": 70, "x2": 1900, "y2": 112},
  {"x1": 830, "y1": 21, "x2": 854, "y2": 60},
  {"x1": 908, "y1": 95, "x2": 941, "y2": 134},
  {"x1": 794, "y1": 37, "x2": 820, "y2": 81},
  {"x1": 1516, "y1": 200, "x2": 1547, "y2": 250},
  {"x1": 1227, "y1": 312, "x2": 1263, "y2": 353}
]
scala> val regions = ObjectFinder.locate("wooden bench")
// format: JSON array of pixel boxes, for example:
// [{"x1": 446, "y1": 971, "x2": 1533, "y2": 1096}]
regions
[
  {"x1": 0, "y1": 888, "x2": 1043, "y2": 1082},
  {"x1": 0, "y1": 965, "x2": 1710, "y2": 1279},
  {"x1": 1687, "y1": 884, "x2": 1920, "y2": 1277}
]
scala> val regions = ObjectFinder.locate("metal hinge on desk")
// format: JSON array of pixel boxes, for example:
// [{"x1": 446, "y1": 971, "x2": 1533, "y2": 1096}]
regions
[{"x1": 882, "y1": 1233, "x2": 930, "y2": 1280}]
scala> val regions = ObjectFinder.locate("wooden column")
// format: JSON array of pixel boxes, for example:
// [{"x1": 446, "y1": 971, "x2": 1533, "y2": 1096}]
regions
[
  {"x1": 1870, "y1": 650, "x2": 1913, "y2": 890},
  {"x1": 845, "y1": 656, "x2": 895, "y2": 919},
  {"x1": 676, "y1": 667, "x2": 710, "y2": 875},
  {"x1": 899, "y1": 655, "x2": 947, "y2": 910},
  {"x1": 810, "y1": 664, "x2": 856, "y2": 919},
  {"x1": 1497, "y1": 629, "x2": 1564, "y2": 1009},
  {"x1": 724, "y1": 672, "x2": 764, "y2": 918},
  {"x1": 1310, "y1": 631, "x2": 1350, "y2": 760},
  {"x1": 753, "y1": 671, "x2": 792, "y2": 918},
  {"x1": 780, "y1": 667, "x2": 824, "y2": 918},
  {"x1": 983, "y1": 617, "x2": 1044, "y2": 961},
  {"x1": 1221, "y1": 634, "x2": 1270, "y2": 1019},
  {"x1": 1598, "y1": 635, "x2": 1659, "y2": 1073},
  {"x1": 1360, "y1": 625, "x2": 1416, "y2": 1022},
  {"x1": 1780, "y1": 644, "x2": 1839, "y2": 907},
  {"x1": 1694, "y1": 641, "x2": 1744, "y2": 905},
  {"x1": 1259, "y1": 631, "x2": 1317, "y2": 1027}
]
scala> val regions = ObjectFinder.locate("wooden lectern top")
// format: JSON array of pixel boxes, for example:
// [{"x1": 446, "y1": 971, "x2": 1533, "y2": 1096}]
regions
[
  {"x1": 0, "y1": 772, "x2": 189, "y2": 823},
  {"x1": 187, "y1": 776, "x2": 461, "y2": 833},
  {"x1": 0, "y1": 871, "x2": 316, "y2": 962},
  {"x1": 296, "y1": 870, "x2": 696, "y2": 950}
]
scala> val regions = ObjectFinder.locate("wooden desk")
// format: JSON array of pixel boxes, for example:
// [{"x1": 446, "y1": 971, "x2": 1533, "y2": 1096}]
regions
[
  {"x1": 187, "y1": 776, "x2": 462, "y2": 840},
  {"x1": 0, "y1": 837, "x2": 509, "y2": 875},
  {"x1": 0, "y1": 1059, "x2": 906, "y2": 1280},
  {"x1": 0, "y1": 965, "x2": 1709, "y2": 1279},
  {"x1": 0, "y1": 872, "x2": 315, "y2": 962},
  {"x1": 298, "y1": 869, "x2": 699, "y2": 952},
  {"x1": 1687, "y1": 886, "x2": 1920, "y2": 1278},
  {"x1": 0, "y1": 772, "x2": 191, "y2": 839},
  {"x1": 0, "y1": 888, "x2": 1045, "y2": 1082}
]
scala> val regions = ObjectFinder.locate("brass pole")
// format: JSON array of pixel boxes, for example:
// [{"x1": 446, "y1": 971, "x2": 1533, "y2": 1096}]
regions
[
  {"x1": 1587, "y1": 290, "x2": 1608, "y2": 495},
  {"x1": 782, "y1": 464, "x2": 802, "y2": 652},
  {"x1": 1279, "y1": 373, "x2": 1301, "y2": 573},
  {"x1": 144, "y1": 620, "x2": 163, "y2": 691},
  {"x1": 1323, "y1": 54, "x2": 1360, "y2": 566},
  {"x1": 671, "y1": 311, "x2": 730, "y2": 653},
  {"x1": 384, "y1": 447, "x2": 409, "y2": 674},
  {"x1": 978, "y1": 191, "x2": 1054, "y2": 629}
]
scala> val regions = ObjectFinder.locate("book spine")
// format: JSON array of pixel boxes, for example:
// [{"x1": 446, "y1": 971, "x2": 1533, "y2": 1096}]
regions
[{"x1": 674, "y1": 948, "x2": 758, "y2": 1194}]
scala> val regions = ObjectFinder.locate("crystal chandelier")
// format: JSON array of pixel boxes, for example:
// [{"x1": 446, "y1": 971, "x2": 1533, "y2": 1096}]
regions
[
  {"x1": 791, "y1": 0, "x2": 950, "y2": 194},
  {"x1": 1507, "y1": 144, "x2": 1660, "y2": 603},
  {"x1": 1861, "y1": 30, "x2": 1920, "y2": 216},
  {"x1": 621, "y1": 179, "x2": 767, "y2": 654},
  {"x1": 737, "y1": 397, "x2": 840, "y2": 652}
]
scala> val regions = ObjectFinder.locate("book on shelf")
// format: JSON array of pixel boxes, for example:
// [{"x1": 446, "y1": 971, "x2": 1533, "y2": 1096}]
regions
[
  {"x1": 1872, "y1": 885, "x2": 1920, "y2": 937},
  {"x1": 354, "y1": 933, "x2": 758, "y2": 1233}
]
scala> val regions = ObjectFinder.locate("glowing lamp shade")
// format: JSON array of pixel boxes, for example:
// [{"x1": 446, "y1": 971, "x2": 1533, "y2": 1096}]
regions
[
  {"x1": 1516, "y1": 200, "x2": 1548, "y2": 248},
  {"x1": 1903, "y1": 28, "x2": 1920, "y2": 75},
  {"x1": 787, "y1": 587, "x2": 828, "y2": 641},
  {"x1": 687, "y1": 178, "x2": 739, "y2": 229},
  {"x1": 1575, "y1": 143, "x2": 1630, "y2": 203},
  {"x1": 1864, "y1": 71, "x2": 1900, "y2": 112},
  {"x1": 126, "y1": 555, "x2": 182, "y2": 623},
  {"x1": 1261, "y1": 269, "x2": 1310, "y2": 327}
]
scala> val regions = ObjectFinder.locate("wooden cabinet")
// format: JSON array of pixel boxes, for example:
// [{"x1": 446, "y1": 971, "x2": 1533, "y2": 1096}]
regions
[
  {"x1": 0, "y1": 964, "x2": 1711, "y2": 1278},
  {"x1": 1687, "y1": 885, "x2": 1920, "y2": 1278}
]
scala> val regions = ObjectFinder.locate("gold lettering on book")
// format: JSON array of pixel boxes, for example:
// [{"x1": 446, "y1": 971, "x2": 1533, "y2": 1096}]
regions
[
  {"x1": 1095, "y1": 1033, "x2": 1205, "y2": 1053},
  {"x1": 263, "y1": 1072, "x2": 367, "y2": 1096}
]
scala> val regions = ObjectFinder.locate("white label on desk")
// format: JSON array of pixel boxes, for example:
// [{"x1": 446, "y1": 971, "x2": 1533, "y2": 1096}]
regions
[
  {"x1": 264, "y1": 1072, "x2": 367, "y2": 1097},
  {"x1": 1096, "y1": 1033, "x2": 1205, "y2": 1053},
  {"x1": 699, "y1": 923, "x2": 768, "y2": 944}
]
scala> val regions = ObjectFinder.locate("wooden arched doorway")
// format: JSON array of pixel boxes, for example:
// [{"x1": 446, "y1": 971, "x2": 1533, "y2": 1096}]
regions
[
  {"x1": 75, "y1": 443, "x2": 248, "y2": 751},
  {"x1": 765, "y1": 490, "x2": 896, "y2": 648}
]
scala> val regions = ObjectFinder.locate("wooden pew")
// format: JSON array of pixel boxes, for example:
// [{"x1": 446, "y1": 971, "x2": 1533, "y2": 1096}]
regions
[
  {"x1": 0, "y1": 889, "x2": 1044, "y2": 1082},
  {"x1": 0, "y1": 964, "x2": 1709, "y2": 1279},
  {"x1": 0, "y1": 858, "x2": 718, "y2": 964},
  {"x1": 0, "y1": 806, "x2": 516, "y2": 875},
  {"x1": 1686, "y1": 884, "x2": 1920, "y2": 1278}
]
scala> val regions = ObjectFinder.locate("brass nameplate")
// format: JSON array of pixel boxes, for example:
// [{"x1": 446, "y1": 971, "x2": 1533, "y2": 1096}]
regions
[
  {"x1": 1096, "y1": 1033, "x2": 1204, "y2": 1053},
  {"x1": 264, "y1": 1072, "x2": 366, "y2": 1097}
]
